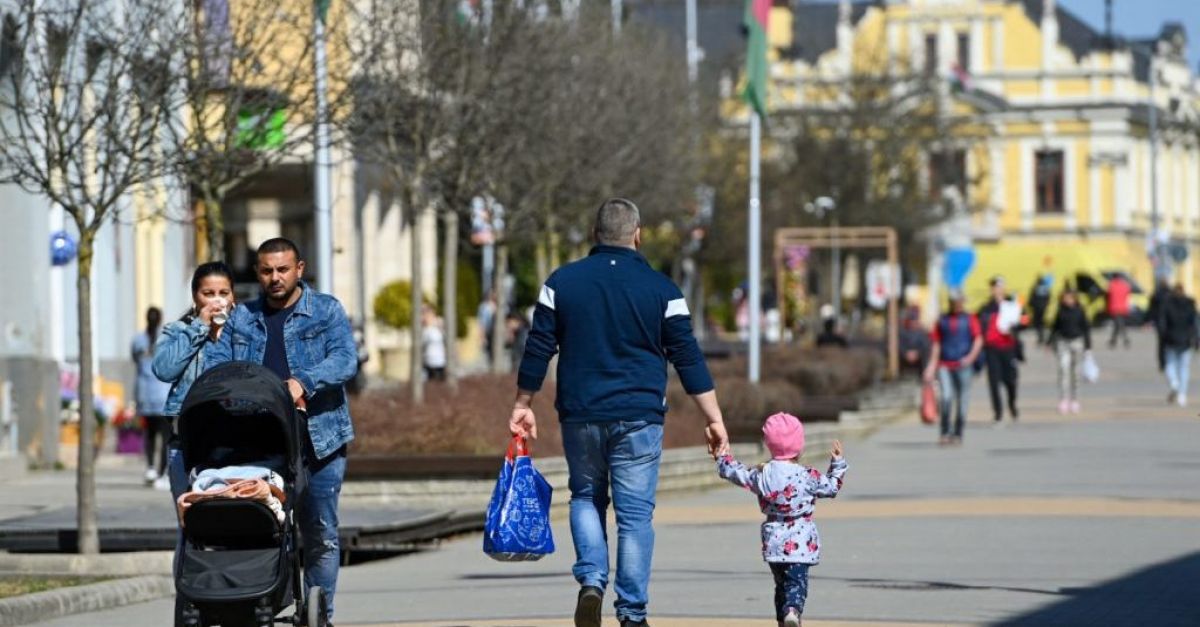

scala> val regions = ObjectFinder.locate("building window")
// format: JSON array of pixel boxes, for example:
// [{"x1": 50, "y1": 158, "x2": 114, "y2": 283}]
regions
[
  {"x1": 924, "y1": 34, "x2": 938, "y2": 75},
  {"x1": 1035, "y1": 150, "x2": 1065, "y2": 213},
  {"x1": 929, "y1": 150, "x2": 967, "y2": 201},
  {"x1": 957, "y1": 33, "x2": 970, "y2": 72}
]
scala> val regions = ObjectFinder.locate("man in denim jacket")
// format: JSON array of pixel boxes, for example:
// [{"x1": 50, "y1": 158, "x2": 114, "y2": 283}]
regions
[{"x1": 207, "y1": 238, "x2": 357, "y2": 624}]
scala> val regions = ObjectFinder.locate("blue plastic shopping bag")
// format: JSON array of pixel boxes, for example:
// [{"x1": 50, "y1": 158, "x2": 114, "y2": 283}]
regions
[{"x1": 483, "y1": 436, "x2": 555, "y2": 561}]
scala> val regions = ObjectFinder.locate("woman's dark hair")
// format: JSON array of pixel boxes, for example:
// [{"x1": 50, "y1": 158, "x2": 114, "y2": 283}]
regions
[
  {"x1": 191, "y1": 261, "x2": 234, "y2": 294},
  {"x1": 182, "y1": 262, "x2": 235, "y2": 322},
  {"x1": 146, "y1": 307, "x2": 162, "y2": 346}
]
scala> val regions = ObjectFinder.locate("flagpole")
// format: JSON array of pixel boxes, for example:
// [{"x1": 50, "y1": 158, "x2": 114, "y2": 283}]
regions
[
  {"x1": 313, "y1": 3, "x2": 333, "y2": 293},
  {"x1": 748, "y1": 111, "x2": 762, "y2": 383}
]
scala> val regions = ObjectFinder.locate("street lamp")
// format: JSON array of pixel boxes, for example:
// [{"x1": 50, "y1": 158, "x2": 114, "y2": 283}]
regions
[{"x1": 805, "y1": 196, "x2": 840, "y2": 315}]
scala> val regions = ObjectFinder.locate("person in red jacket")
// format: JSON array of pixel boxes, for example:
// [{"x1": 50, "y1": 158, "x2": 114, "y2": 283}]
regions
[
  {"x1": 1107, "y1": 275, "x2": 1132, "y2": 349},
  {"x1": 977, "y1": 276, "x2": 1022, "y2": 424}
]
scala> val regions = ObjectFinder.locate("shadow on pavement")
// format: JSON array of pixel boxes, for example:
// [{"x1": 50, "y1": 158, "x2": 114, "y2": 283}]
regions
[{"x1": 992, "y1": 550, "x2": 1200, "y2": 627}]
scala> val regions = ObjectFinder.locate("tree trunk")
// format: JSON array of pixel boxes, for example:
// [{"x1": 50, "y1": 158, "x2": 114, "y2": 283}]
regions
[
  {"x1": 74, "y1": 234, "x2": 99, "y2": 554},
  {"x1": 205, "y1": 198, "x2": 225, "y2": 262},
  {"x1": 491, "y1": 242, "x2": 509, "y2": 373},
  {"x1": 442, "y1": 210, "x2": 459, "y2": 391},
  {"x1": 535, "y1": 237, "x2": 548, "y2": 287},
  {"x1": 409, "y1": 200, "x2": 425, "y2": 404}
]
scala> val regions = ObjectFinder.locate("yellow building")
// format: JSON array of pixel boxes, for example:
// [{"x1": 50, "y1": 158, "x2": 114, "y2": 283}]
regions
[{"x1": 734, "y1": 0, "x2": 1200, "y2": 309}]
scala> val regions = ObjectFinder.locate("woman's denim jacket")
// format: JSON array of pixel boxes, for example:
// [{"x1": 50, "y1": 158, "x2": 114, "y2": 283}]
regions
[{"x1": 152, "y1": 318, "x2": 212, "y2": 417}]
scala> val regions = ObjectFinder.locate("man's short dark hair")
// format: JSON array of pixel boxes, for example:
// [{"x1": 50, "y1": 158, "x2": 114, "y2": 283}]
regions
[
  {"x1": 594, "y1": 198, "x2": 640, "y2": 246},
  {"x1": 257, "y1": 237, "x2": 302, "y2": 260}
]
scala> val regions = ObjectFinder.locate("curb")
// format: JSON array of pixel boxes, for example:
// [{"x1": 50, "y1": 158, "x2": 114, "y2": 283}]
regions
[
  {"x1": 0, "y1": 551, "x2": 173, "y2": 577},
  {"x1": 0, "y1": 575, "x2": 173, "y2": 627}
]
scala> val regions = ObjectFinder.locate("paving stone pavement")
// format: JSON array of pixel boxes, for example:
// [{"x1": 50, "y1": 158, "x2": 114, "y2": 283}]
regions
[{"x1": 23, "y1": 328, "x2": 1200, "y2": 627}]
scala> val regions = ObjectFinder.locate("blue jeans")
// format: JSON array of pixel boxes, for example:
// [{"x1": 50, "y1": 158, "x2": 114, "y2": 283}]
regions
[
  {"x1": 301, "y1": 445, "x2": 346, "y2": 622},
  {"x1": 561, "y1": 421, "x2": 663, "y2": 623},
  {"x1": 1165, "y1": 347, "x2": 1193, "y2": 398},
  {"x1": 769, "y1": 562, "x2": 810, "y2": 620},
  {"x1": 937, "y1": 366, "x2": 973, "y2": 438}
]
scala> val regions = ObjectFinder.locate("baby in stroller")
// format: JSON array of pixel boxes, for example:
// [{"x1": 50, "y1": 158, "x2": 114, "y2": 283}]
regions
[{"x1": 174, "y1": 362, "x2": 327, "y2": 627}]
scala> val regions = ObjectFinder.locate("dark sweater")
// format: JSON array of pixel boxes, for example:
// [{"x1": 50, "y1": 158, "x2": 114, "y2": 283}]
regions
[
  {"x1": 1160, "y1": 294, "x2": 1198, "y2": 349},
  {"x1": 517, "y1": 245, "x2": 714, "y2": 423},
  {"x1": 1048, "y1": 304, "x2": 1091, "y2": 350}
]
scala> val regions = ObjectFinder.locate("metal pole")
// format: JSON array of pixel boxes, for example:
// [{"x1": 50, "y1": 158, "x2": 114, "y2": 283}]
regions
[
  {"x1": 1148, "y1": 53, "x2": 1163, "y2": 276},
  {"x1": 685, "y1": 0, "x2": 699, "y2": 85},
  {"x1": 748, "y1": 112, "x2": 762, "y2": 383},
  {"x1": 832, "y1": 215, "x2": 841, "y2": 315},
  {"x1": 611, "y1": 0, "x2": 621, "y2": 35},
  {"x1": 313, "y1": 13, "x2": 334, "y2": 293}
]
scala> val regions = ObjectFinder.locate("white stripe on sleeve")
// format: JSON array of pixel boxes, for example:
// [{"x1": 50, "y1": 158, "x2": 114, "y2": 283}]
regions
[
  {"x1": 538, "y1": 284, "x2": 556, "y2": 310},
  {"x1": 665, "y1": 297, "x2": 690, "y2": 319}
]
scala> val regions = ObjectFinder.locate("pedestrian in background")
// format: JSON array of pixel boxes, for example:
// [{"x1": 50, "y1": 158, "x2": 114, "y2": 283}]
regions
[
  {"x1": 132, "y1": 307, "x2": 172, "y2": 489},
  {"x1": 1147, "y1": 277, "x2": 1170, "y2": 371},
  {"x1": 978, "y1": 276, "x2": 1022, "y2": 424},
  {"x1": 1048, "y1": 289, "x2": 1090, "y2": 414},
  {"x1": 1028, "y1": 273, "x2": 1053, "y2": 345},
  {"x1": 924, "y1": 293, "x2": 982, "y2": 445},
  {"x1": 421, "y1": 305, "x2": 447, "y2": 382},
  {"x1": 1106, "y1": 274, "x2": 1132, "y2": 349},
  {"x1": 1158, "y1": 283, "x2": 1197, "y2": 407},
  {"x1": 716, "y1": 413, "x2": 847, "y2": 627}
]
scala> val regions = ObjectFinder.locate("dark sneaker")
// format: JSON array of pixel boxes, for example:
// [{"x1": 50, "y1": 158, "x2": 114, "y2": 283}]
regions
[
  {"x1": 782, "y1": 607, "x2": 801, "y2": 627},
  {"x1": 574, "y1": 586, "x2": 602, "y2": 627},
  {"x1": 619, "y1": 620, "x2": 650, "y2": 627}
]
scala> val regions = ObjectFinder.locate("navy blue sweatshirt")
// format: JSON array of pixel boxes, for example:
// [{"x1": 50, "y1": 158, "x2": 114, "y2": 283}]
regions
[{"x1": 517, "y1": 245, "x2": 715, "y2": 423}]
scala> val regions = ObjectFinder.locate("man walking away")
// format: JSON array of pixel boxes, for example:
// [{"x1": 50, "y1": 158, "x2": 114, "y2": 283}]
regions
[
  {"x1": 1107, "y1": 274, "x2": 1133, "y2": 349},
  {"x1": 208, "y1": 238, "x2": 358, "y2": 624},
  {"x1": 1159, "y1": 283, "x2": 1197, "y2": 407},
  {"x1": 978, "y1": 276, "x2": 1022, "y2": 424},
  {"x1": 509, "y1": 198, "x2": 729, "y2": 627}
]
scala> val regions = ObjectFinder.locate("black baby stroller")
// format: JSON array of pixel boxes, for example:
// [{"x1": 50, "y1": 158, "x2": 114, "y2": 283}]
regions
[{"x1": 175, "y1": 361, "x2": 327, "y2": 627}]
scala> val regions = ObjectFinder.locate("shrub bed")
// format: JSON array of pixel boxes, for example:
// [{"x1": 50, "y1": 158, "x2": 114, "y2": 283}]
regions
[{"x1": 350, "y1": 346, "x2": 883, "y2": 456}]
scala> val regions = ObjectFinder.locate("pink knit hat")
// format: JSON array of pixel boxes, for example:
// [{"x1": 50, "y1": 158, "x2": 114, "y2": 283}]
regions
[{"x1": 762, "y1": 412, "x2": 805, "y2": 460}]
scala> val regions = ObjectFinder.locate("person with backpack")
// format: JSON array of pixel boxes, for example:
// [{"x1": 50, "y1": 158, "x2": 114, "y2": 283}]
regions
[{"x1": 923, "y1": 292, "x2": 983, "y2": 445}]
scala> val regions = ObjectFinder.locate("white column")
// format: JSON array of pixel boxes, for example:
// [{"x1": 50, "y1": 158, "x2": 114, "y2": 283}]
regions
[{"x1": 992, "y1": 17, "x2": 1004, "y2": 72}]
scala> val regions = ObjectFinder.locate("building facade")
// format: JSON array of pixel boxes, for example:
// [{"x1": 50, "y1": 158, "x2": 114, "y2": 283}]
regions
[{"x1": 737, "y1": 0, "x2": 1200, "y2": 306}]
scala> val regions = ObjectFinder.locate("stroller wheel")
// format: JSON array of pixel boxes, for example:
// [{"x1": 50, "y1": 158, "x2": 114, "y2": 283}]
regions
[{"x1": 306, "y1": 587, "x2": 328, "y2": 627}]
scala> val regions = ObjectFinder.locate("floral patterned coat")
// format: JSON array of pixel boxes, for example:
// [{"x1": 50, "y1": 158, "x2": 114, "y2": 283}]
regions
[{"x1": 717, "y1": 454, "x2": 848, "y2": 564}]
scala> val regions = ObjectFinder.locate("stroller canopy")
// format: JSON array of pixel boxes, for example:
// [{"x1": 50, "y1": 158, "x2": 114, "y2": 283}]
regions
[{"x1": 179, "y1": 361, "x2": 299, "y2": 479}]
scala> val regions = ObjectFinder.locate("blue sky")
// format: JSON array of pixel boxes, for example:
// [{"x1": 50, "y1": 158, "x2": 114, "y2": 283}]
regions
[
  {"x1": 808, "y1": 1, "x2": 1200, "y2": 70},
  {"x1": 1058, "y1": 0, "x2": 1200, "y2": 69}
]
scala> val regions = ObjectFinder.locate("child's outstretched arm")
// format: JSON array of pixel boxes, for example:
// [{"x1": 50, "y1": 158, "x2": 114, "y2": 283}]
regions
[
  {"x1": 716, "y1": 454, "x2": 765, "y2": 495},
  {"x1": 811, "y1": 440, "x2": 848, "y2": 498}
]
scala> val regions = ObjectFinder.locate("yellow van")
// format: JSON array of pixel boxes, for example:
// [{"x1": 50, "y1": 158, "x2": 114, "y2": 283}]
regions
[{"x1": 963, "y1": 240, "x2": 1151, "y2": 324}]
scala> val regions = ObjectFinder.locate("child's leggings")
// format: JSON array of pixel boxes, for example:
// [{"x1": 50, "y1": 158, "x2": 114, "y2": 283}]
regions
[{"x1": 769, "y1": 562, "x2": 810, "y2": 621}]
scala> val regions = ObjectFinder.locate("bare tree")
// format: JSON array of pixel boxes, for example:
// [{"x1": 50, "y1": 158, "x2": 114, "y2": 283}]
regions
[
  {"x1": 344, "y1": 0, "x2": 524, "y2": 400},
  {"x1": 164, "y1": 0, "x2": 319, "y2": 262},
  {"x1": 0, "y1": 0, "x2": 175, "y2": 553}
]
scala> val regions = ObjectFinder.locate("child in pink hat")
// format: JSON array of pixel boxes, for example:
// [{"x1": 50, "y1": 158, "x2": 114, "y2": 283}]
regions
[{"x1": 716, "y1": 412, "x2": 847, "y2": 627}]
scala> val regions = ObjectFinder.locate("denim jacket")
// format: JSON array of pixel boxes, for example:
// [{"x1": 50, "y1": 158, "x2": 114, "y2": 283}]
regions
[
  {"x1": 207, "y1": 283, "x2": 357, "y2": 460},
  {"x1": 152, "y1": 318, "x2": 213, "y2": 417}
]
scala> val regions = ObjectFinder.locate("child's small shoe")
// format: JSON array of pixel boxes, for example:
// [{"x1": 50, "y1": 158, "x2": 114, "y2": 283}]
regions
[
  {"x1": 782, "y1": 607, "x2": 801, "y2": 627},
  {"x1": 1057, "y1": 399, "x2": 1070, "y2": 415}
]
